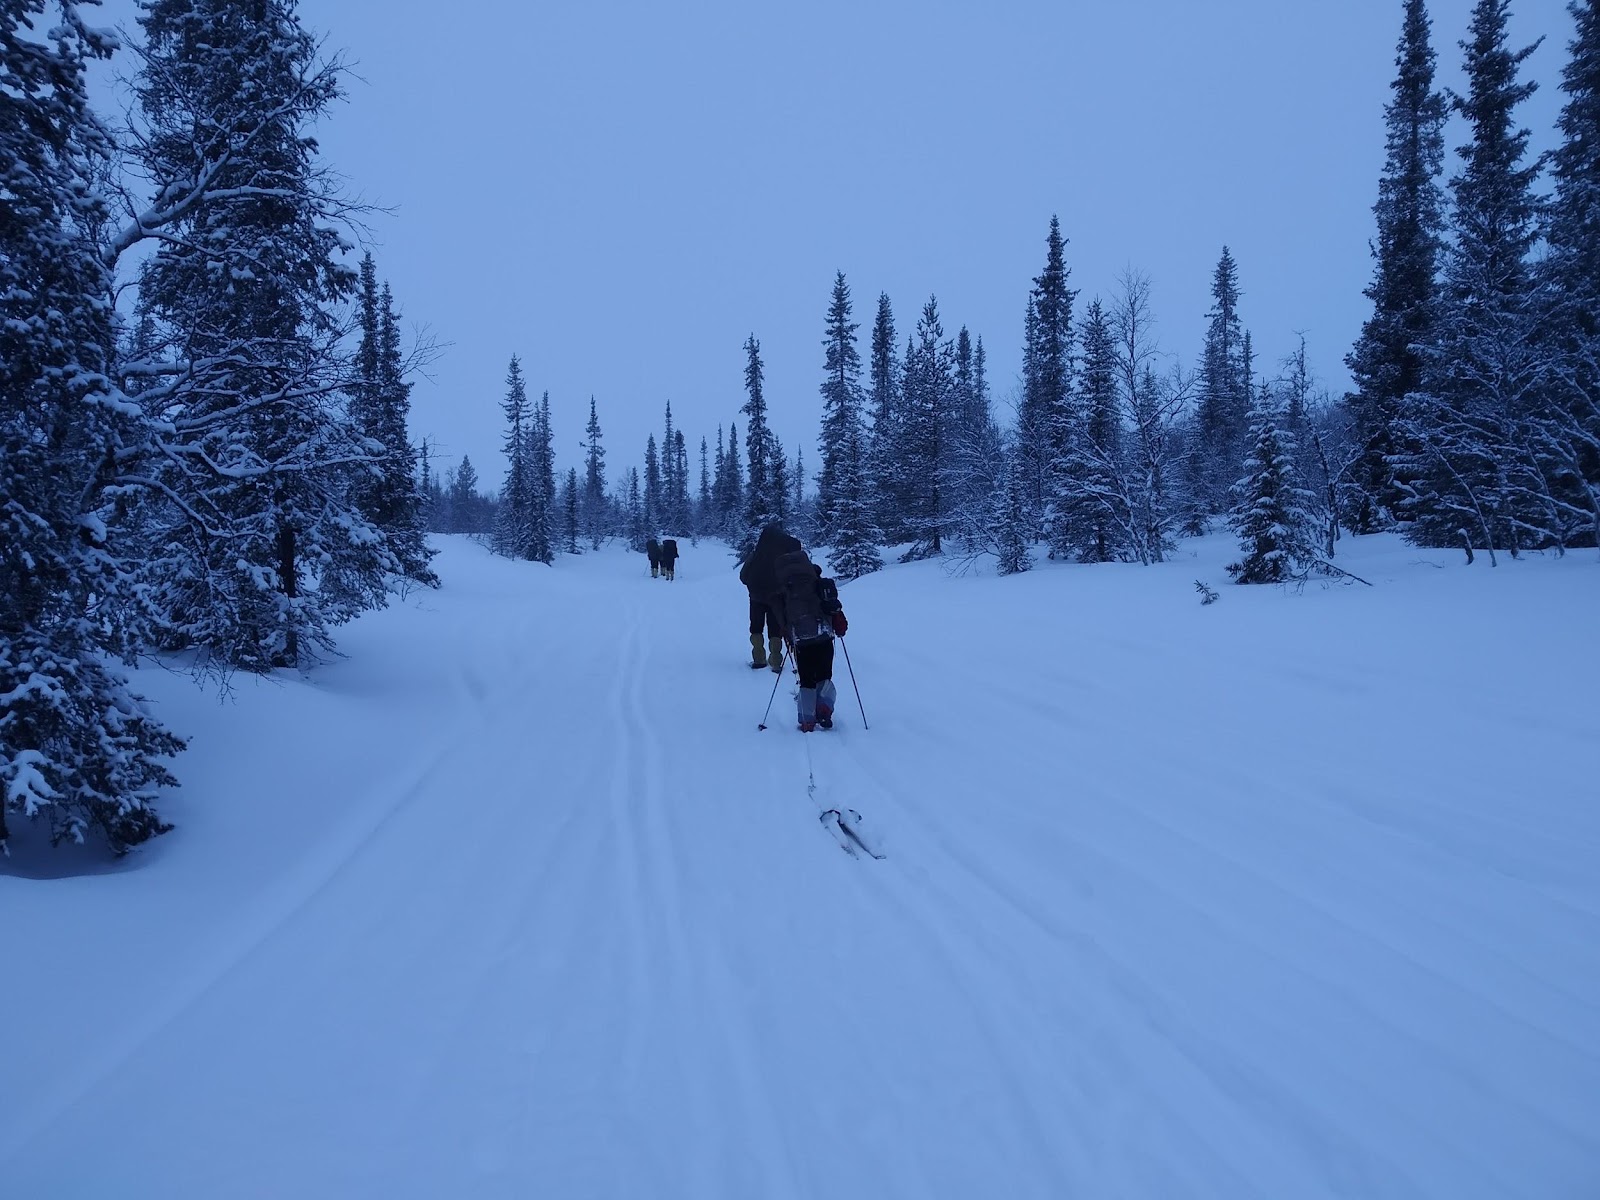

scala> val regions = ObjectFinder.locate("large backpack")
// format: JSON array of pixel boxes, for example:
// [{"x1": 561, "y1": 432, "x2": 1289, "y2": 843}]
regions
[{"x1": 775, "y1": 549, "x2": 827, "y2": 644}]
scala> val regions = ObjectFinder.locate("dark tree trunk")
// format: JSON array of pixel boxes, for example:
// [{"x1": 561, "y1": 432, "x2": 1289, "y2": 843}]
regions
[{"x1": 277, "y1": 520, "x2": 298, "y2": 667}]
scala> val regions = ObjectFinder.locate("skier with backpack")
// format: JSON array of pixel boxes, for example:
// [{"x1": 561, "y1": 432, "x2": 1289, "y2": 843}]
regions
[
  {"x1": 774, "y1": 552, "x2": 847, "y2": 732},
  {"x1": 739, "y1": 522, "x2": 801, "y2": 671},
  {"x1": 645, "y1": 538, "x2": 661, "y2": 578},
  {"x1": 659, "y1": 538, "x2": 679, "y2": 581}
]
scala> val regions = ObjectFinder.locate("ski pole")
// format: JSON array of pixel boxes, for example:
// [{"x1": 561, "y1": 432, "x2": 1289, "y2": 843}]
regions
[
  {"x1": 838, "y1": 635, "x2": 868, "y2": 730},
  {"x1": 756, "y1": 636, "x2": 794, "y2": 731}
]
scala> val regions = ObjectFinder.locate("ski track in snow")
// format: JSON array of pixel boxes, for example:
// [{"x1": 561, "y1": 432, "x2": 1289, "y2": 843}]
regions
[{"x1": 4, "y1": 535, "x2": 1598, "y2": 1199}]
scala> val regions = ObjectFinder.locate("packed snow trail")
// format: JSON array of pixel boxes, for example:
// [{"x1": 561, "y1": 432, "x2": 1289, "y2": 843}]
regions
[{"x1": 4, "y1": 536, "x2": 1597, "y2": 1198}]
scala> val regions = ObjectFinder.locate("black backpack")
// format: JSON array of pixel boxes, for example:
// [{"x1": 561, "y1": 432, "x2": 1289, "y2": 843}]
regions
[{"x1": 775, "y1": 549, "x2": 827, "y2": 644}]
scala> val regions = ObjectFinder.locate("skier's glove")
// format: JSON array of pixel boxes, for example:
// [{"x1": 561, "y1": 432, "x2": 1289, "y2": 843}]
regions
[{"x1": 831, "y1": 611, "x2": 848, "y2": 636}]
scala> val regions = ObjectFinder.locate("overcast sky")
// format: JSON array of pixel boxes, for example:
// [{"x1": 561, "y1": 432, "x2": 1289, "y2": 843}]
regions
[{"x1": 92, "y1": 0, "x2": 1573, "y2": 489}]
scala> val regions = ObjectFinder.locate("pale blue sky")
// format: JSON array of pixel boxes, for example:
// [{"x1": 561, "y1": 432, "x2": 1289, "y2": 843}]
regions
[{"x1": 92, "y1": 0, "x2": 1573, "y2": 489}]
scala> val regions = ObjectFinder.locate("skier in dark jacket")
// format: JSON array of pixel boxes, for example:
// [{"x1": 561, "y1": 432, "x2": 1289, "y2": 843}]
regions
[
  {"x1": 645, "y1": 538, "x2": 661, "y2": 578},
  {"x1": 738, "y1": 521, "x2": 801, "y2": 671},
  {"x1": 659, "y1": 538, "x2": 679, "y2": 581},
  {"x1": 774, "y1": 553, "x2": 847, "y2": 731}
]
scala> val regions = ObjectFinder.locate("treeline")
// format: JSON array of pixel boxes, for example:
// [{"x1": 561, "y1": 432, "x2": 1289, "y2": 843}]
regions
[
  {"x1": 463, "y1": 0, "x2": 1596, "y2": 590},
  {"x1": 2, "y1": 2, "x2": 432, "y2": 853},
  {"x1": 442, "y1": 333, "x2": 817, "y2": 562}
]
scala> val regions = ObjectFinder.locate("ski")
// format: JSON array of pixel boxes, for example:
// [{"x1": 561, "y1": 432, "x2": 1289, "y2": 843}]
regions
[
  {"x1": 819, "y1": 808, "x2": 857, "y2": 857},
  {"x1": 820, "y1": 808, "x2": 885, "y2": 860}
]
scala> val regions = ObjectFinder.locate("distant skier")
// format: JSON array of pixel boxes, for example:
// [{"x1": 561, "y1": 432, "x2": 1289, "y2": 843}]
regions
[
  {"x1": 660, "y1": 538, "x2": 679, "y2": 581},
  {"x1": 775, "y1": 552, "x2": 846, "y2": 732},
  {"x1": 739, "y1": 521, "x2": 800, "y2": 671},
  {"x1": 645, "y1": 538, "x2": 661, "y2": 578}
]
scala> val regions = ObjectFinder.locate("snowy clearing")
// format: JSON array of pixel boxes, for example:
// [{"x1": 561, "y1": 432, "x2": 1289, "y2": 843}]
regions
[{"x1": 4, "y1": 534, "x2": 1598, "y2": 1199}]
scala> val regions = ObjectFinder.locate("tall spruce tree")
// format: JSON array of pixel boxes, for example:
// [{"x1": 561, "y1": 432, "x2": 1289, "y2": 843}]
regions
[
  {"x1": 130, "y1": 0, "x2": 394, "y2": 669},
  {"x1": 741, "y1": 335, "x2": 778, "y2": 549},
  {"x1": 816, "y1": 271, "x2": 863, "y2": 546},
  {"x1": 1068, "y1": 299, "x2": 1128, "y2": 562},
  {"x1": 1541, "y1": 0, "x2": 1600, "y2": 547},
  {"x1": 1346, "y1": 0, "x2": 1448, "y2": 532},
  {"x1": 449, "y1": 455, "x2": 482, "y2": 534},
  {"x1": 947, "y1": 326, "x2": 988, "y2": 548},
  {"x1": 562, "y1": 467, "x2": 581, "y2": 554},
  {"x1": 771, "y1": 433, "x2": 789, "y2": 524},
  {"x1": 994, "y1": 442, "x2": 1034, "y2": 576},
  {"x1": 1399, "y1": 0, "x2": 1547, "y2": 556},
  {"x1": 1189, "y1": 247, "x2": 1250, "y2": 529},
  {"x1": 867, "y1": 293, "x2": 905, "y2": 540},
  {"x1": 643, "y1": 434, "x2": 662, "y2": 532},
  {"x1": 373, "y1": 280, "x2": 436, "y2": 584},
  {"x1": 661, "y1": 401, "x2": 677, "y2": 530},
  {"x1": 711, "y1": 426, "x2": 727, "y2": 534},
  {"x1": 494, "y1": 356, "x2": 534, "y2": 558},
  {"x1": 900, "y1": 296, "x2": 955, "y2": 559},
  {"x1": 583, "y1": 396, "x2": 606, "y2": 549},
  {"x1": 673, "y1": 429, "x2": 691, "y2": 533},
  {"x1": 1029, "y1": 217, "x2": 1080, "y2": 555},
  {"x1": 624, "y1": 467, "x2": 645, "y2": 550},
  {"x1": 529, "y1": 390, "x2": 555, "y2": 562},
  {"x1": 723, "y1": 422, "x2": 744, "y2": 533},
  {"x1": 698, "y1": 436, "x2": 712, "y2": 536},
  {"x1": 1, "y1": 0, "x2": 182, "y2": 853},
  {"x1": 793, "y1": 446, "x2": 808, "y2": 537}
]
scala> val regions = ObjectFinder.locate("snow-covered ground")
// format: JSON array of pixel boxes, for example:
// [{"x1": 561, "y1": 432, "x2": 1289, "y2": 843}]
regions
[{"x1": 5, "y1": 533, "x2": 1597, "y2": 1199}]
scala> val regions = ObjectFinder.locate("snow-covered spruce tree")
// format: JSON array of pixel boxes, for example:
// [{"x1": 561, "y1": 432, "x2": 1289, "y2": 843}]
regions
[
  {"x1": 1187, "y1": 247, "x2": 1250, "y2": 531},
  {"x1": 375, "y1": 280, "x2": 436, "y2": 584},
  {"x1": 697, "y1": 436, "x2": 711, "y2": 536},
  {"x1": 661, "y1": 401, "x2": 677, "y2": 531},
  {"x1": 126, "y1": 0, "x2": 396, "y2": 670},
  {"x1": 1029, "y1": 217, "x2": 1081, "y2": 558},
  {"x1": 710, "y1": 426, "x2": 727, "y2": 534},
  {"x1": 1015, "y1": 218, "x2": 1076, "y2": 535},
  {"x1": 624, "y1": 467, "x2": 645, "y2": 550},
  {"x1": 1228, "y1": 387, "x2": 1327, "y2": 584},
  {"x1": 740, "y1": 335, "x2": 779, "y2": 553},
  {"x1": 494, "y1": 356, "x2": 534, "y2": 558},
  {"x1": 1398, "y1": 0, "x2": 1548, "y2": 558},
  {"x1": 643, "y1": 434, "x2": 661, "y2": 531},
  {"x1": 994, "y1": 442, "x2": 1034, "y2": 576},
  {"x1": 722, "y1": 422, "x2": 744, "y2": 534},
  {"x1": 811, "y1": 282, "x2": 882, "y2": 578},
  {"x1": 1, "y1": 0, "x2": 183, "y2": 853},
  {"x1": 672, "y1": 428, "x2": 691, "y2": 534},
  {"x1": 866, "y1": 292, "x2": 906, "y2": 542},
  {"x1": 1065, "y1": 298, "x2": 1129, "y2": 562},
  {"x1": 417, "y1": 437, "x2": 439, "y2": 531},
  {"x1": 562, "y1": 467, "x2": 581, "y2": 554},
  {"x1": 447, "y1": 455, "x2": 479, "y2": 534},
  {"x1": 816, "y1": 271, "x2": 862, "y2": 547},
  {"x1": 771, "y1": 433, "x2": 789, "y2": 525},
  {"x1": 1539, "y1": 0, "x2": 1600, "y2": 548},
  {"x1": 1346, "y1": 0, "x2": 1448, "y2": 532},
  {"x1": 898, "y1": 296, "x2": 957, "y2": 561},
  {"x1": 791, "y1": 445, "x2": 808, "y2": 539},
  {"x1": 527, "y1": 390, "x2": 554, "y2": 562},
  {"x1": 348, "y1": 256, "x2": 435, "y2": 585},
  {"x1": 829, "y1": 441, "x2": 884, "y2": 580},
  {"x1": 945, "y1": 326, "x2": 1005, "y2": 555},
  {"x1": 583, "y1": 396, "x2": 606, "y2": 549}
]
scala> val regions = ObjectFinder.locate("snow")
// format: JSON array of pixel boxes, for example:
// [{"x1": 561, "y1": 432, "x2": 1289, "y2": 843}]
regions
[{"x1": 4, "y1": 533, "x2": 1597, "y2": 1198}]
